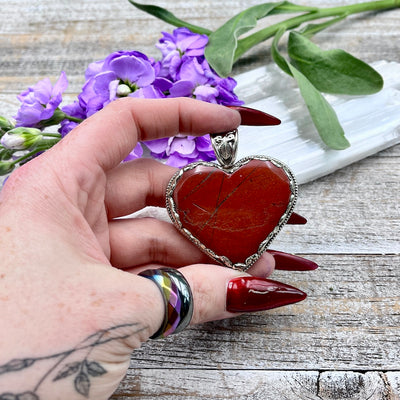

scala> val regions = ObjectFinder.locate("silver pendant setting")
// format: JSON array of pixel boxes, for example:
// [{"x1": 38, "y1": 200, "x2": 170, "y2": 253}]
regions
[{"x1": 165, "y1": 130, "x2": 298, "y2": 271}]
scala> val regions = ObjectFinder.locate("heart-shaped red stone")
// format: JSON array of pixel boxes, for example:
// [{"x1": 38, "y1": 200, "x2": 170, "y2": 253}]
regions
[{"x1": 166, "y1": 157, "x2": 297, "y2": 270}]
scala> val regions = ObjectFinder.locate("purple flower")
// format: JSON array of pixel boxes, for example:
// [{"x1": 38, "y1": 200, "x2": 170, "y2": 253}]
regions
[
  {"x1": 15, "y1": 72, "x2": 68, "y2": 128},
  {"x1": 78, "y1": 51, "x2": 163, "y2": 117},
  {"x1": 145, "y1": 134, "x2": 215, "y2": 168},
  {"x1": 145, "y1": 28, "x2": 244, "y2": 167},
  {"x1": 124, "y1": 142, "x2": 144, "y2": 162},
  {"x1": 156, "y1": 28, "x2": 208, "y2": 80},
  {"x1": 59, "y1": 101, "x2": 86, "y2": 137},
  {"x1": 168, "y1": 57, "x2": 243, "y2": 105}
]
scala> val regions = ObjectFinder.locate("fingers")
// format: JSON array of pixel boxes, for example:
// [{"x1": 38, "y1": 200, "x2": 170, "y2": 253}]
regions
[
  {"x1": 171, "y1": 264, "x2": 306, "y2": 325},
  {"x1": 114, "y1": 261, "x2": 305, "y2": 342},
  {"x1": 110, "y1": 254, "x2": 310, "y2": 342},
  {"x1": 109, "y1": 216, "x2": 276, "y2": 277},
  {"x1": 105, "y1": 158, "x2": 176, "y2": 218},
  {"x1": 109, "y1": 217, "x2": 210, "y2": 268},
  {"x1": 55, "y1": 97, "x2": 240, "y2": 172}
]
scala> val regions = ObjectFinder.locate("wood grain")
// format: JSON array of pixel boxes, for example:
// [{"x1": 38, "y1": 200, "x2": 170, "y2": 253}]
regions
[
  {"x1": 1, "y1": 0, "x2": 400, "y2": 92},
  {"x1": 113, "y1": 370, "x2": 400, "y2": 399},
  {"x1": 1, "y1": 0, "x2": 400, "y2": 398}
]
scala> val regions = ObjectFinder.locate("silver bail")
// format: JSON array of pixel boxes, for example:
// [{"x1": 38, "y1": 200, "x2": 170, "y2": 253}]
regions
[{"x1": 210, "y1": 129, "x2": 238, "y2": 168}]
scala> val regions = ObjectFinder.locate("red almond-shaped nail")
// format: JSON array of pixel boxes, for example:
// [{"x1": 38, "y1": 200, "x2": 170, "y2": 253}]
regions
[
  {"x1": 287, "y1": 212, "x2": 307, "y2": 225},
  {"x1": 268, "y1": 250, "x2": 319, "y2": 271},
  {"x1": 228, "y1": 105, "x2": 281, "y2": 126},
  {"x1": 226, "y1": 276, "x2": 306, "y2": 313}
]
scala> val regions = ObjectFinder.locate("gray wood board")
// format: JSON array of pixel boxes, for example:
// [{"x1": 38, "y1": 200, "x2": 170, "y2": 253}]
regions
[{"x1": 1, "y1": 0, "x2": 400, "y2": 398}]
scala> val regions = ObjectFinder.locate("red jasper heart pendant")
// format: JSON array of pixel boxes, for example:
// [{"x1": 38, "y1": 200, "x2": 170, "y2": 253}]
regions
[{"x1": 166, "y1": 154, "x2": 297, "y2": 271}]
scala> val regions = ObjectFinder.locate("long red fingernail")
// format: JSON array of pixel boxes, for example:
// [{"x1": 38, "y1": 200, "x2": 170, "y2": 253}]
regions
[
  {"x1": 287, "y1": 212, "x2": 307, "y2": 225},
  {"x1": 226, "y1": 276, "x2": 306, "y2": 313},
  {"x1": 228, "y1": 105, "x2": 281, "y2": 126},
  {"x1": 268, "y1": 250, "x2": 319, "y2": 271}
]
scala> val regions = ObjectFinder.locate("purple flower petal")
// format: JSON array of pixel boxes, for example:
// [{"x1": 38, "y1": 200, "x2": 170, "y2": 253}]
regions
[
  {"x1": 129, "y1": 85, "x2": 164, "y2": 99},
  {"x1": 78, "y1": 51, "x2": 159, "y2": 117},
  {"x1": 124, "y1": 142, "x2": 144, "y2": 161},
  {"x1": 193, "y1": 85, "x2": 219, "y2": 103},
  {"x1": 156, "y1": 28, "x2": 208, "y2": 81},
  {"x1": 169, "y1": 137, "x2": 196, "y2": 155},
  {"x1": 144, "y1": 138, "x2": 170, "y2": 157},
  {"x1": 169, "y1": 80, "x2": 194, "y2": 98},
  {"x1": 31, "y1": 78, "x2": 53, "y2": 104},
  {"x1": 110, "y1": 55, "x2": 155, "y2": 87},
  {"x1": 195, "y1": 135, "x2": 213, "y2": 152},
  {"x1": 59, "y1": 120, "x2": 79, "y2": 137},
  {"x1": 93, "y1": 71, "x2": 119, "y2": 95},
  {"x1": 52, "y1": 71, "x2": 68, "y2": 96},
  {"x1": 85, "y1": 59, "x2": 106, "y2": 80},
  {"x1": 179, "y1": 58, "x2": 208, "y2": 85},
  {"x1": 154, "y1": 77, "x2": 173, "y2": 92},
  {"x1": 15, "y1": 72, "x2": 68, "y2": 128}
]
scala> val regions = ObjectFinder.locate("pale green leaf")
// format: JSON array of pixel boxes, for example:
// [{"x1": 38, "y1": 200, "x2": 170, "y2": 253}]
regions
[
  {"x1": 128, "y1": 1, "x2": 211, "y2": 35},
  {"x1": 288, "y1": 64, "x2": 350, "y2": 149},
  {"x1": 205, "y1": 3, "x2": 285, "y2": 77},
  {"x1": 272, "y1": 29, "x2": 349, "y2": 149},
  {"x1": 288, "y1": 31, "x2": 383, "y2": 95}
]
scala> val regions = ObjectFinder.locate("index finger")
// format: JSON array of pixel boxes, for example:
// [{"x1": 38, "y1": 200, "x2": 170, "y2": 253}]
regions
[{"x1": 55, "y1": 97, "x2": 241, "y2": 171}]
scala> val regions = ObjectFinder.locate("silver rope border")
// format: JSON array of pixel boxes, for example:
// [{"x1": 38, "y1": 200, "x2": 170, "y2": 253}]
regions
[{"x1": 166, "y1": 155, "x2": 298, "y2": 272}]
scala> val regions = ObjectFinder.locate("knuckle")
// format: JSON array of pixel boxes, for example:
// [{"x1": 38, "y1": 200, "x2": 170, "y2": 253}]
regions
[{"x1": 190, "y1": 273, "x2": 219, "y2": 325}]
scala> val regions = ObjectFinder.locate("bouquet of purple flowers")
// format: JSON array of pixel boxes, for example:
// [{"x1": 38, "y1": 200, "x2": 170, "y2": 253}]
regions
[
  {"x1": 2, "y1": 0, "x2": 398, "y2": 177},
  {"x1": 0, "y1": 27, "x2": 243, "y2": 175}
]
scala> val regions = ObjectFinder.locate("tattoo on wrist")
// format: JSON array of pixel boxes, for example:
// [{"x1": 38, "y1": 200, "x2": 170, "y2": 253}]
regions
[{"x1": 0, "y1": 322, "x2": 145, "y2": 399}]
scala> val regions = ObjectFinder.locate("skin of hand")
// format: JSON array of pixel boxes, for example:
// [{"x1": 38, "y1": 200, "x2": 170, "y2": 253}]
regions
[{"x1": 0, "y1": 97, "x2": 276, "y2": 399}]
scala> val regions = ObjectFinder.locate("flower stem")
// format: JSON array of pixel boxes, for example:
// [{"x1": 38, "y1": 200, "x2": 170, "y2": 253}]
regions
[
  {"x1": 234, "y1": 0, "x2": 400, "y2": 61},
  {"x1": 64, "y1": 115, "x2": 83, "y2": 123},
  {"x1": 11, "y1": 139, "x2": 61, "y2": 166}
]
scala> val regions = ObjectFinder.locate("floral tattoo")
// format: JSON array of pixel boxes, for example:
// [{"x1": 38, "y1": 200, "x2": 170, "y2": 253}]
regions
[{"x1": 0, "y1": 323, "x2": 145, "y2": 399}]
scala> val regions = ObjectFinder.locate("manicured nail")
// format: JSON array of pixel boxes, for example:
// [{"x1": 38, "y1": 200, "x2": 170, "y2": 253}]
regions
[
  {"x1": 226, "y1": 276, "x2": 306, "y2": 313},
  {"x1": 228, "y1": 105, "x2": 281, "y2": 126},
  {"x1": 287, "y1": 212, "x2": 307, "y2": 225},
  {"x1": 268, "y1": 250, "x2": 319, "y2": 271}
]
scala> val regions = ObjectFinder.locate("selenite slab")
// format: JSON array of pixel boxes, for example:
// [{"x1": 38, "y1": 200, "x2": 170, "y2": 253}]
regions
[{"x1": 234, "y1": 60, "x2": 400, "y2": 184}]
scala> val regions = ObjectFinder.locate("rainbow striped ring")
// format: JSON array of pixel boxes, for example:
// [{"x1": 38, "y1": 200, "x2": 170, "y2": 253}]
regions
[{"x1": 139, "y1": 268, "x2": 194, "y2": 339}]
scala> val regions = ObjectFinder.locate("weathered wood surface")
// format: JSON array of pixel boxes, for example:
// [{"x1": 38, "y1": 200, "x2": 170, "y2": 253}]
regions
[{"x1": 1, "y1": 0, "x2": 400, "y2": 399}]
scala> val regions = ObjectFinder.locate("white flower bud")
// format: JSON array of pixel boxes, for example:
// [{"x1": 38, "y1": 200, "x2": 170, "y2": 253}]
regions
[
  {"x1": 1, "y1": 127, "x2": 43, "y2": 150},
  {"x1": 116, "y1": 84, "x2": 132, "y2": 97},
  {"x1": 1, "y1": 132, "x2": 25, "y2": 149}
]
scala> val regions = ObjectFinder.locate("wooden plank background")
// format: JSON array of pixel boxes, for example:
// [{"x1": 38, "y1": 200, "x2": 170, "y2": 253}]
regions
[{"x1": 1, "y1": 1, "x2": 399, "y2": 398}]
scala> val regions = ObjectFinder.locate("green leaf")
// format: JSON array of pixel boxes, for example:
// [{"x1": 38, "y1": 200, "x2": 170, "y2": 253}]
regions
[
  {"x1": 288, "y1": 64, "x2": 350, "y2": 149},
  {"x1": 271, "y1": 26, "x2": 291, "y2": 75},
  {"x1": 299, "y1": 14, "x2": 348, "y2": 38},
  {"x1": 269, "y1": 2, "x2": 318, "y2": 14},
  {"x1": 205, "y1": 2, "x2": 285, "y2": 77},
  {"x1": 288, "y1": 31, "x2": 383, "y2": 95},
  {"x1": 128, "y1": 1, "x2": 211, "y2": 35},
  {"x1": 272, "y1": 28, "x2": 349, "y2": 150}
]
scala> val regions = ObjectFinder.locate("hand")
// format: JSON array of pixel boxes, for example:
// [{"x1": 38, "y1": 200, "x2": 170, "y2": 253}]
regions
[{"x1": 0, "y1": 97, "x2": 312, "y2": 399}]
